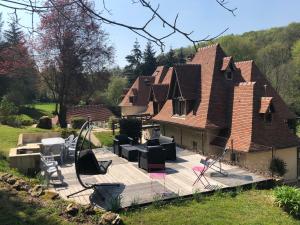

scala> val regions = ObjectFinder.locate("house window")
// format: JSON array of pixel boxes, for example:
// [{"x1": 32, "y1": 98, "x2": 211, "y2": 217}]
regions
[
  {"x1": 225, "y1": 70, "x2": 233, "y2": 80},
  {"x1": 173, "y1": 98, "x2": 186, "y2": 116}
]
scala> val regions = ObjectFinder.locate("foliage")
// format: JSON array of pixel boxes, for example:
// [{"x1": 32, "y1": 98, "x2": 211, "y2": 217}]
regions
[
  {"x1": 141, "y1": 41, "x2": 157, "y2": 76},
  {"x1": 57, "y1": 128, "x2": 77, "y2": 138},
  {"x1": 37, "y1": 0, "x2": 114, "y2": 127},
  {"x1": 125, "y1": 39, "x2": 143, "y2": 84},
  {"x1": 274, "y1": 186, "x2": 300, "y2": 218},
  {"x1": 37, "y1": 116, "x2": 52, "y2": 129},
  {"x1": 108, "y1": 195, "x2": 122, "y2": 212},
  {"x1": 0, "y1": 96, "x2": 18, "y2": 117},
  {"x1": 104, "y1": 75, "x2": 128, "y2": 106},
  {"x1": 119, "y1": 118, "x2": 142, "y2": 143},
  {"x1": 94, "y1": 131, "x2": 114, "y2": 147},
  {"x1": 270, "y1": 157, "x2": 287, "y2": 177},
  {"x1": 70, "y1": 117, "x2": 86, "y2": 129}
]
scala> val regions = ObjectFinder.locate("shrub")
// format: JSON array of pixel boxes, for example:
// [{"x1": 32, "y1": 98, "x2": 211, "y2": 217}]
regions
[
  {"x1": 119, "y1": 118, "x2": 142, "y2": 143},
  {"x1": 58, "y1": 128, "x2": 77, "y2": 138},
  {"x1": 274, "y1": 186, "x2": 300, "y2": 218},
  {"x1": 17, "y1": 114, "x2": 35, "y2": 126},
  {"x1": 270, "y1": 157, "x2": 287, "y2": 177},
  {"x1": 0, "y1": 96, "x2": 18, "y2": 117},
  {"x1": 1, "y1": 115, "x2": 22, "y2": 127},
  {"x1": 37, "y1": 116, "x2": 52, "y2": 129},
  {"x1": 71, "y1": 117, "x2": 86, "y2": 129}
]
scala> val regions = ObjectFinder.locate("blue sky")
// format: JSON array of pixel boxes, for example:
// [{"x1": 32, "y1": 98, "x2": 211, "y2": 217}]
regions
[{"x1": 1, "y1": 0, "x2": 300, "y2": 67}]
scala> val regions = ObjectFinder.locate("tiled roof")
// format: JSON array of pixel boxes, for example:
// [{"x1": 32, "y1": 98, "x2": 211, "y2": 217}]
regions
[
  {"x1": 173, "y1": 64, "x2": 201, "y2": 100},
  {"x1": 122, "y1": 43, "x2": 300, "y2": 152},
  {"x1": 67, "y1": 105, "x2": 114, "y2": 123},
  {"x1": 151, "y1": 84, "x2": 169, "y2": 102}
]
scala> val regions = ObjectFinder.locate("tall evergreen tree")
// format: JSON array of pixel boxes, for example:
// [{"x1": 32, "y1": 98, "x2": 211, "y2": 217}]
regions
[
  {"x1": 125, "y1": 39, "x2": 142, "y2": 83},
  {"x1": 178, "y1": 48, "x2": 186, "y2": 64},
  {"x1": 165, "y1": 47, "x2": 178, "y2": 67},
  {"x1": 141, "y1": 41, "x2": 157, "y2": 76},
  {"x1": 4, "y1": 18, "x2": 23, "y2": 45}
]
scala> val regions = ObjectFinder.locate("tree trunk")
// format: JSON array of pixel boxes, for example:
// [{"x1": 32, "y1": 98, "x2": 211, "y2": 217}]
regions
[{"x1": 58, "y1": 103, "x2": 67, "y2": 128}]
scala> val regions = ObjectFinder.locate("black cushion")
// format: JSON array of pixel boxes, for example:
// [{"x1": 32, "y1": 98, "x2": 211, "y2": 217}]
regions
[
  {"x1": 77, "y1": 149, "x2": 111, "y2": 175},
  {"x1": 115, "y1": 134, "x2": 130, "y2": 144},
  {"x1": 147, "y1": 139, "x2": 160, "y2": 146}
]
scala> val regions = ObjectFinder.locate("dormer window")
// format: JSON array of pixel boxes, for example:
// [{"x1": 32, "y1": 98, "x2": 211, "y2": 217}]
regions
[
  {"x1": 225, "y1": 70, "x2": 233, "y2": 80},
  {"x1": 173, "y1": 98, "x2": 186, "y2": 116}
]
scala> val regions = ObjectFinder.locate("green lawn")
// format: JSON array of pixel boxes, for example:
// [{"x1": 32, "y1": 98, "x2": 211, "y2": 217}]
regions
[
  {"x1": 0, "y1": 125, "x2": 45, "y2": 156},
  {"x1": 21, "y1": 103, "x2": 56, "y2": 120},
  {"x1": 33, "y1": 103, "x2": 56, "y2": 116},
  {"x1": 122, "y1": 190, "x2": 299, "y2": 225},
  {"x1": 94, "y1": 131, "x2": 115, "y2": 147}
]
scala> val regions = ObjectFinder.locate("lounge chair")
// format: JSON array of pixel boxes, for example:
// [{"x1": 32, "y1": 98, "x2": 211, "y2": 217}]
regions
[
  {"x1": 138, "y1": 145, "x2": 166, "y2": 172},
  {"x1": 40, "y1": 154, "x2": 63, "y2": 186}
]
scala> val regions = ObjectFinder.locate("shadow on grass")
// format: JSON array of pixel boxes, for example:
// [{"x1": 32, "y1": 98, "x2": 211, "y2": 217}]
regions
[
  {"x1": 19, "y1": 107, "x2": 48, "y2": 121},
  {"x1": 0, "y1": 187, "x2": 66, "y2": 225}
]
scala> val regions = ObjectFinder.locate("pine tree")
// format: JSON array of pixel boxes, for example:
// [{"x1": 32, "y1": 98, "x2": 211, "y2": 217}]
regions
[
  {"x1": 165, "y1": 47, "x2": 178, "y2": 67},
  {"x1": 178, "y1": 48, "x2": 186, "y2": 64},
  {"x1": 125, "y1": 39, "x2": 143, "y2": 83},
  {"x1": 141, "y1": 41, "x2": 157, "y2": 76},
  {"x1": 4, "y1": 18, "x2": 23, "y2": 45}
]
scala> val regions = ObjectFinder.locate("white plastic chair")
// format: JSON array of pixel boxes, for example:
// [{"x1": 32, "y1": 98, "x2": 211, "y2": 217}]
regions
[
  {"x1": 40, "y1": 154, "x2": 63, "y2": 186},
  {"x1": 67, "y1": 136, "x2": 78, "y2": 159}
]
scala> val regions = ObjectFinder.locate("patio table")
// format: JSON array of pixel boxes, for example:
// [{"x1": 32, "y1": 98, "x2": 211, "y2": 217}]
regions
[{"x1": 41, "y1": 137, "x2": 66, "y2": 163}]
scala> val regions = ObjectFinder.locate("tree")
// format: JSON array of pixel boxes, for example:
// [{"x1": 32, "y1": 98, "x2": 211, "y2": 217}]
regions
[
  {"x1": 178, "y1": 48, "x2": 186, "y2": 64},
  {"x1": 0, "y1": 17, "x2": 37, "y2": 105},
  {"x1": 105, "y1": 76, "x2": 128, "y2": 106},
  {"x1": 37, "y1": 0, "x2": 113, "y2": 127},
  {"x1": 141, "y1": 41, "x2": 157, "y2": 76},
  {"x1": 125, "y1": 39, "x2": 142, "y2": 83},
  {"x1": 165, "y1": 47, "x2": 178, "y2": 67},
  {"x1": 0, "y1": 13, "x2": 3, "y2": 42},
  {"x1": 4, "y1": 18, "x2": 23, "y2": 45}
]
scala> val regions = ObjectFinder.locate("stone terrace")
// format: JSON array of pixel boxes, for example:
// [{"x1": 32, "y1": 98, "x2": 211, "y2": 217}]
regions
[{"x1": 52, "y1": 148, "x2": 269, "y2": 209}]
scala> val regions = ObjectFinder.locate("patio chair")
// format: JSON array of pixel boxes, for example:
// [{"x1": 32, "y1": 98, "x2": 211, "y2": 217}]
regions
[
  {"x1": 64, "y1": 134, "x2": 74, "y2": 148},
  {"x1": 113, "y1": 134, "x2": 133, "y2": 156},
  {"x1": 67, "y1": 119, "x2": 119, "y2": 199},
  {"x1": 43, "y1": 144, "x2": 65, "y2": 164},
  {"x1": 40, "y1": 154, "x2": 63, "y2": 186},
  {"x1": 192, "y1": 147, "x2": 229, "y2": 189},
  {"x1": 138, "y1": 145, "x2": 166, "y2": 172},
  {"x1": 66, "y1": 136, "x2": 78, "y2": 159}
]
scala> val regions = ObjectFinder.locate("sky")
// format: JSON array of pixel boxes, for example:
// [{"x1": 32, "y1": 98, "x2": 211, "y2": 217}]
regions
[{"x1": 1, "y1": 0, "x2": 300, "y2": 67}]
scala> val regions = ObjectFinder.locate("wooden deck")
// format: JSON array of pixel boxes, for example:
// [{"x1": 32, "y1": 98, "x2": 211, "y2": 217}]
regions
[{"x1": 51, "y1": 148, "x2": 269, "y2": 209}]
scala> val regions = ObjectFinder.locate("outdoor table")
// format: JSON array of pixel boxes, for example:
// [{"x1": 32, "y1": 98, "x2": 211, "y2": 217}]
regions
[
  {"x1": 41, "y1": 137, "x2": 66, "y2": 163},
  {"x1": 121, "y1": 144, "x2": 139, "y2": 162}
]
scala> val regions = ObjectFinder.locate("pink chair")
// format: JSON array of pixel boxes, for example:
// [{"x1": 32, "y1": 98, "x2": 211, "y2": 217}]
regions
[{"x1": 192, "y1": 165, "x2": 209, "y2": 187}]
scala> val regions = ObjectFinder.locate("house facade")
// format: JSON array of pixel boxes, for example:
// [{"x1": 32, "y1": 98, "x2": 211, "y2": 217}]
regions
[{"x1": 119, "y1": 44, "x2": 300, "y2": 181}]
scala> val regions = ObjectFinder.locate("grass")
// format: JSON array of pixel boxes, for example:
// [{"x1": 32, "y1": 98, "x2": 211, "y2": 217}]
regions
[
  {"x1": 94, "y1": 131, "x2": 115, "y2": 147},
  {"x1": 121, "y1": 190, "x2": 299, "y2": 225},
  {"x1": 0, "y1": 125, "x2": 45, "y2": 156},
  {"x1": 21, "y1": 103, "x2": 56, "y2": 120}
]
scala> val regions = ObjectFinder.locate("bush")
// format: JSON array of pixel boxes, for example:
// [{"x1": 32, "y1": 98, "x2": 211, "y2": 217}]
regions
[
  {"x1": 17, "y1": 114, "x2": 35, "y2": 126},
  {"x1": 37, "y1": 116, "x2": 52, "y2": 129},
  {"x1": 1, "y1": 115, "x2": 22, "y2": 127},
  {"x1": 59, "y1": 128, "x2": 77, "y2": 138},
  {"x1": 270, "y1": 157, "x2": 287, "y2": 177},
  {"x1": 0, "y1": 96, "x2": 18, "y2": 117},
  {"x1": 71, "y1": 117, "x2": 86, "y2": 129},
  {"x1": 274, "y1": 186, "x2": 300, "y2": 218},
  {"x1": 119, "y1": 118, "x2": 142, "y2": 143}
]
